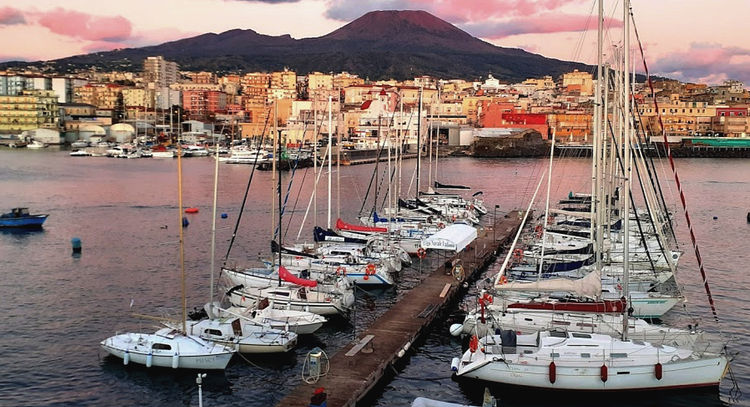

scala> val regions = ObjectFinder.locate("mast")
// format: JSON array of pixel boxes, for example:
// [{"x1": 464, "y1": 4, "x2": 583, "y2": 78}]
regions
[
  {"x1": 416, "y1": 88, "x2": 423, "y2": 198},
  {"x1": 327, "y1": 96, "x2": 332, "y2": 229},
  {"x1": 622, "y1": 0, "x2": 632, "y2": 340},
  {"x1": 208, "y1": 126, "x2": 220, "y2": 313},
  {"x1": 593, "y1": 0, "x2": 604, "y2": 282},
  {"x1": 435, "y1": 87, "x2": 440, "y2": 183},
  {"x1": 271, "y1": 101, "x2": 277, "y2": 252},
  {"x1": 177, "y1": 132, "x2": 186, "y2": 333},
  {"x1": 277, "y1": 105, "x2": 283, "y2": 286},
  {"x1": 313, "y1": 95, "x2": 317, "y2": 231}
]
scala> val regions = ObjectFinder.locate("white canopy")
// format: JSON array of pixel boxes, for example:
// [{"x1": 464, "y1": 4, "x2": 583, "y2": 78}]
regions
[{"x1": 421, "y1": 224, "x2": 477, "y2": 252}]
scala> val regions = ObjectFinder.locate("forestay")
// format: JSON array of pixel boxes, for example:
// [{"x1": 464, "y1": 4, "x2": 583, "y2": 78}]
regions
[{"x1": 421, "y1": 224, "x2": 477, "y2": 252}]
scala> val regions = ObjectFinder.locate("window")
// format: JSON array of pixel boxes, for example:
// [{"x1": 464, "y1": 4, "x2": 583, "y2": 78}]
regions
[
  {"x1": 611, "y1": 353, "x2": 628, "y2": 358},
  {"x1": 152, "y1": 343, "x2": 172, "y2": 350},
  {"x1": 204, "y1": 329, "x2": 223, "y2": 336},
  {"x1": 580, "y1": 353, "x2": 591, "y2": 358}
]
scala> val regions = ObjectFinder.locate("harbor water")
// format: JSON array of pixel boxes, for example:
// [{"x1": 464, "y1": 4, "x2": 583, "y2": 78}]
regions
[{"x1": 0, "y1": 148, "x2": 747, "y2": 406}]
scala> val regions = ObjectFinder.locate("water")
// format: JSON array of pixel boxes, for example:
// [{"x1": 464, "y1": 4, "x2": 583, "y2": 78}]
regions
[{"x1": 0, "y1": 148, "x2": 747, "y2": 406}]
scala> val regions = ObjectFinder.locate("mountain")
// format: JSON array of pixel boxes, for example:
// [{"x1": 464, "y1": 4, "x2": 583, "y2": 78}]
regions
[{"x1": 4, "y1": 10, "x2": 590, "y2": 81}]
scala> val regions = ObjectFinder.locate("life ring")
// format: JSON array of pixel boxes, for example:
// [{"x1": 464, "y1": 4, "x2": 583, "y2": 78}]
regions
[
  {"x1": 535, "y1": 224, "x2": 543, "y2": 237},
  {"x1": 469, "y1": 335, "x2": 479, "y2": 353},
  {"x1": 452, "y1": 264, "x2": 465, "y2": 281},
  {"x1": 480, "y1": 292, "x2": 494, "y2": 305},
  {"x1": 417, "y1": 248, "x2": 427, "y2": 259},
  {"x1": 336, "y1": 266, "x2": 346, "y2": 276},
  {"x1": 451, "y1": 215, "x2": 456, "y2": 222},
  {"x1": 498, "y1": 275, "x2": 508, "y2": 285},
  {"x1": 365, "y1": 263, "x2": 376, "y2": 275},
  {"x1": 512, "y1": 248, "x2": 524, "y2": 261},
  {"x1": 437, "y1": 222, "x2": 445, "y2": 229}
]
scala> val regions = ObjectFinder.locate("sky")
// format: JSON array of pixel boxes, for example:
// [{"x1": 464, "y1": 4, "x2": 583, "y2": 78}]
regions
[{"x1": 0, "y1": 0, "x2": 748, "y2": 85}]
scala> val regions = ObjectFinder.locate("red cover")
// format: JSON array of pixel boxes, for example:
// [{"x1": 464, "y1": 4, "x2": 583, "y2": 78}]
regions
[
  {"x1": 279, "y1": 266, "x2": 318, "y2": 288},
  {"x1": 336, "y1": 218, "x2": 387, "y2": 233},
  {"x1": 507, "y1": 299, "x2": 625, "y2": 313}
]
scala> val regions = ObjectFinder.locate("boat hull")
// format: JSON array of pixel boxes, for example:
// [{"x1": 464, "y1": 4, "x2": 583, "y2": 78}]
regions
[{"x1": 0, "y1": 215, "x2": 47, "y2": 228}]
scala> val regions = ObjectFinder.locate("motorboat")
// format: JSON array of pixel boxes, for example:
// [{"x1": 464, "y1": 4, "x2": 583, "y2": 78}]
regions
[{"x1": 0, "y1": 207, "x2": 48, "y2": 228}]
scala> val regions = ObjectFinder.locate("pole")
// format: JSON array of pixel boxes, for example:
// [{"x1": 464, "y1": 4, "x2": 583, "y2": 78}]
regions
[
  {"x1": 327, "y1": 96, "x2": 332, "y2": 229},
  {"x1": 177, "y1": 132, "x2": 186, "y2": 334},
  {"x1": 209, "y1": 131, "x2": 220, "y2": 313},
  {"x1": 622, "y1": 0, "x2": 631, "y2": 340},
  {"x1": 416, "y1": 88, "x2": 422, "y2": 199}
]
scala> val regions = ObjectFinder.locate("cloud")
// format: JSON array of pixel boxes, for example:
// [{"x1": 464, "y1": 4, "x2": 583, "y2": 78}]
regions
[
  {"x1": 462, "y1": 13, "x2": 622, "y2": 38},
  {"x1": 651, "y1": 43, "x2": 750, "y2": 85},
  {"x1": 35, "y1": 8, "x2": 132, "y2": 42},
  {"x1": 229, "y1": 0, "x2": 301, "y2": 2},
  {"x1": 324, "y1": 0, "x2": 586, "y2": 22},
  {"x1": 0, "y1": 7, "x2": 25, "y2": 25}
]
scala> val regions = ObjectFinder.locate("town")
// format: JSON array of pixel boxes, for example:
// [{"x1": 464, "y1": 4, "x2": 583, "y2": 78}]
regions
[{"x1": 1, "y1": 56, "x2": 749, "y2": 157}]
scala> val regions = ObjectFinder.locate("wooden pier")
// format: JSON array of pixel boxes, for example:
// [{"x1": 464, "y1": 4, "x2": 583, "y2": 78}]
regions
[{"x1": 275, "y1": 211, "x2": 524, "y2": 407}]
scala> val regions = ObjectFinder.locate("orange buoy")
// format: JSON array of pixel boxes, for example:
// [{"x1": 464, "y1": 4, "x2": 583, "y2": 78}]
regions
[
  {"x1": 655, "y1": 362, "x2": 663, "y2": 380},
  {"x1": 600, "y1": 364, "x2": 608, "y2": 382},
  {"x1": 185, "y1": 207, "x2": 199, "y2": 214},
  {"x1": 549, "y1": 361, "x2": 556, "y2": 383}
]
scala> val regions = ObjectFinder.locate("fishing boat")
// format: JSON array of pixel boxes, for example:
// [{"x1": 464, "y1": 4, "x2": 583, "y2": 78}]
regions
[{"x1": 0, "y1": 208, "x2": 48, "y2": 228}]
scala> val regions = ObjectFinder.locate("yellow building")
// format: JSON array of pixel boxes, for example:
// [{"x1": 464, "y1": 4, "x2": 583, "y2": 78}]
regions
[
  {"x1": 0, "y1": 90, "x2": 59, "y2": 133},
  {"x1": 562, "y1": 70, "x2": 593, "y2": 96},
  {"x1": 269, "y1": 69, "x2": 297, "y2": 101},
  {"x1": 333, "y1": 72, "x2": 364, "y2": 90},
  {"x1": 122, "y1": 88, "x2": 153, "y2": 109},
  {"x1": 522, "y1": 76, "x2": 556, "y2": 90},
  {"x1": 308, "y1": 72, "x2": 333, "y2": 91},
  {"x1": 73, "y1": 83, "x2": 122, "y2": 110},
  {"x1": 462, "y1": 95, "x2": 493, "y2": 125},
  {"x1": 637, "y1": 96, "x2": 716, "y2": 136}
]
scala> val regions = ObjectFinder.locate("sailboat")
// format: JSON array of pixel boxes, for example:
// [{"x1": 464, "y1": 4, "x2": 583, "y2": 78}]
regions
[
  {"x1": 100, "y1": 142, "x2": 234, "y2": 370},
  {"x1": 452, "y1": 0, "x2": 729, "y2": 391}
]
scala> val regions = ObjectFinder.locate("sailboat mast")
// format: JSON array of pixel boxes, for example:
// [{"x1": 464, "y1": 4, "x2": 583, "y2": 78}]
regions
[
  {"x1": 593, "y1": 0, "x2": 604, "y2": 276},
  {"x1": 327, "y1": 96, "x2": 332, "y2": 229},
  {"x1": 622, "y1": 0, "x2": 632, "y2": 340},
  {"x1": 313, "y1": 96, "x2": 317, "y2": 231},
  {"x1": 271, "y1": 101, "x2": 277, "y2": 252},
  {"x1": 209, "y1": 127, "x2": 220, "y2": 310},
  {"x1": 416, "y1": 88, "x2": 422, "y2": 199},
  {"x1": 177, "y1": 135, "x2": 187, "y2": 333},
  {"x1": 277, "y1": 106, "x2": 283, "y2": 285}
]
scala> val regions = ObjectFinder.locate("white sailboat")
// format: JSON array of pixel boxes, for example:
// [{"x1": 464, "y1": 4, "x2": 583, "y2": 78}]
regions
[{"x1": 100, "y1": 142, "x2": 235, "y2": 370}]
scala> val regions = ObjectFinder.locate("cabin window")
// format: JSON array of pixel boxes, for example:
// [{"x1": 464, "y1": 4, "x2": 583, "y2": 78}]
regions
[
  {"x1": 571, "y1": 333, "x2": 591, "y2": 338},
  {"x1": 204, "y1": 329, "x2": 223, "y2": 336},
  {"x1": 152, "y1": 343, "x2": 171, "y2": 350},
  {"x1": 611, "y1": 353, "x2": 628, "y2": 358},
  {"x1": 550, "y1": 352, "x2": 560, "y2": 358},
  {"x1": 580, "y1": 353, "x2": 591, "y2": 358}
]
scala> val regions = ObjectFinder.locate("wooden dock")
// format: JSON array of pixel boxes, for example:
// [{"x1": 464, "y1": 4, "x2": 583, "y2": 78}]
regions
[{"x1": 275, "y1": 211, "x2": 524, "y2": 407}]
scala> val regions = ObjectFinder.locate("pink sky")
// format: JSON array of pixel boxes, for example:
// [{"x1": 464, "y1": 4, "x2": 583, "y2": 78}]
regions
[{"x1": 1, "y1": 0, "x2": 748, "y2": 85}]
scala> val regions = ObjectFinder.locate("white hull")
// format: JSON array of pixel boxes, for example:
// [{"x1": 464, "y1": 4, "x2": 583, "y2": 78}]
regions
[{"x1": 100, "y1": 329, "x2": 234, "y2": 370}]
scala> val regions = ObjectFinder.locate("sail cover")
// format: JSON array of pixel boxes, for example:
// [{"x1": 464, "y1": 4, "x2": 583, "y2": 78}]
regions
[
  {"x1": 421, "y1": 224, "x2": 477, "y2": 252},
  {"x1": 279, "y1": 266, "x2": 318, "y2": 287},
  {"x1": 434, "y1": 180, "x2": 471, "y2": 190},
  {"x1": 494, "y1": 267, "x2": 601, "y2": 298}
]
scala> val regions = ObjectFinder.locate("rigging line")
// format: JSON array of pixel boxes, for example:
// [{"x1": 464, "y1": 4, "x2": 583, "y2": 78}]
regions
[
  {"x1": 570, "y1": 0, "x2": 597, "y2": 64},
  {"x1": 631, "y1": 96, "x2": 678, "y2": 244},
  {"x1": 222, "y1": 110, "x2": 272, "y2": 266},
  {"x1": 605, "y1": 101, "x2": 659, "y2": 276},
  {"x1": 631, "y1": 7, "x2": 719, "y2": 323},
  {"x1": 280, "y1": 119, "x2": 312, "y2": 241}
]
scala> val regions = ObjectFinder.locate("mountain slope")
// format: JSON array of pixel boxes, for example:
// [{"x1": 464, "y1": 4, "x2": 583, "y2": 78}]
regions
[{"x1": 5, "y1": 10, "x2": 590, "y2": 81}]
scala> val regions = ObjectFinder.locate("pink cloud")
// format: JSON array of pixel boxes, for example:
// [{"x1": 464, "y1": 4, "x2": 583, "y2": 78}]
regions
[
  {"x1": 35, "y1": 8, "x2": 132, "y2": 42},
  {"x1": 651, "y1": 43, "x2": 750, "y2": 85},
  {"x1": 463, "y1": 13, "x2": 622, "y2": 39},
  {"x1": 0, "y1": 6, "x2": 25, "y2": 25}
]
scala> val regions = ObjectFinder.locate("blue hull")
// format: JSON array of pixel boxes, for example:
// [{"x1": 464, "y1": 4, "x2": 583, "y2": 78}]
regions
[{"x1": 0, "y1": 215, "x2": 47, "y2": 228}]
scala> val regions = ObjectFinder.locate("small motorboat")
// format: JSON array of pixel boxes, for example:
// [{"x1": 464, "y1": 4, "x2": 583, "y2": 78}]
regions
[{"x1": 0, "y1": 208, "x2": 48, "y2": 228}]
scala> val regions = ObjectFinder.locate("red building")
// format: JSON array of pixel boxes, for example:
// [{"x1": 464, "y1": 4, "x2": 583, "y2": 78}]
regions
[
  {"x1": 480, "y1": 103, "x2": 549, "y2": 137},
  {"x1": 182, "y1": 90, "x2": 227, "y2": 120}
]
